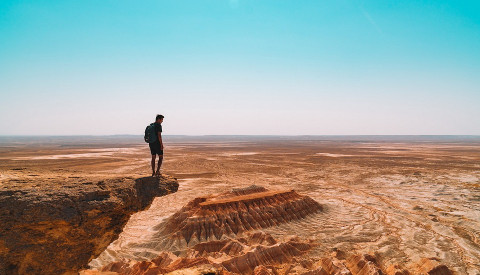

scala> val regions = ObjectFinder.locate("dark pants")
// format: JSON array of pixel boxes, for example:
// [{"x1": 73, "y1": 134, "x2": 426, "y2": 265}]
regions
[{"x1": 149, "y1": 142, "x2": 163, "y2": 155}]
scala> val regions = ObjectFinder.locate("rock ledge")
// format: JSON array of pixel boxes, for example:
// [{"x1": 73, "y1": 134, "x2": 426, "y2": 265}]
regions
[{"x1": 0, "y1": 175, "x2": 179, "y2": 275}]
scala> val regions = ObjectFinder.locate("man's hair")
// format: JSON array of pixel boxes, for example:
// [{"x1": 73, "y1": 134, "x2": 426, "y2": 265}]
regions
[{"x1": 156, "y1": 114, "x2": 164, "y2": 121}]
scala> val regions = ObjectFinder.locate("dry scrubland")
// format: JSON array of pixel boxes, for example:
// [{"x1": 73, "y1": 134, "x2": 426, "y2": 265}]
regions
[{"x1": 1, "y1": 136, "x2": 479, "y2": 274}]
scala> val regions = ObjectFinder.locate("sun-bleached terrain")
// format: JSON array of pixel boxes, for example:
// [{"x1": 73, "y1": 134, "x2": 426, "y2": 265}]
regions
[{"x1": 1, "y1": 136, "x2": 479, "y2": 274}]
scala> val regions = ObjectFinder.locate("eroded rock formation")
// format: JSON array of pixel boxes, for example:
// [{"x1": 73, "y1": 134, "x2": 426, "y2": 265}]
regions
[
  {"x1": 81, "y1": 186, "x2": 455, "y2": 275},
  {"x1": 153, "y1": 185, "x2": 323, "y2": 250},
  {"x1": 87, "y1": 232, "x2": 314, "y2": 274},
  {"x1": 0, "y1": 175, "x2": 179, "y2": 275},
  {"x1": 85, "y1": 232, "x2": 455, "y2": 275},
  {"x1": 305, "y1": 253, "x2": 454, "y2": 275}
]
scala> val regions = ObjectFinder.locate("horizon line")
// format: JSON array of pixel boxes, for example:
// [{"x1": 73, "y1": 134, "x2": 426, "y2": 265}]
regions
[{"x1": 1, "y1": 134, "x2": 480, "y2": 137}]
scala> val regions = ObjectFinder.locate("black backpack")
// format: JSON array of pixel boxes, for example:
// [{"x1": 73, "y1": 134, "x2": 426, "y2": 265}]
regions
[{"x1": 144, "y1": 123, "x2": 157, "y2": 143}]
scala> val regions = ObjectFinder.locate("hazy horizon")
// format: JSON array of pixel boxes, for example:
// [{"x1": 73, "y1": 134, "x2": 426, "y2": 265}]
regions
[
  {"x1": 1, "y1": 1, "x2": 479, "y2": 135},
  {"x1": 1, "y1": 134, "x2": 480, "y2": 144}
]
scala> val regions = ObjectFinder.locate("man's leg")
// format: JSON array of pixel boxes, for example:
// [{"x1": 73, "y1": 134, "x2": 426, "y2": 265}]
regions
[
  {"x1": 155, "y1": 155, "x2": 163, "y2": 176},
  {"x1": 151, "y1": 155, "x2": 156, "y2": 176}
]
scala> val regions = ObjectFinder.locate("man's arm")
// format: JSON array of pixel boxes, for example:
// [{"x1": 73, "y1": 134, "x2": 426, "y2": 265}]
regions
[{"x1": 158, "y1": 132, "x2": 164, "y2": 150}]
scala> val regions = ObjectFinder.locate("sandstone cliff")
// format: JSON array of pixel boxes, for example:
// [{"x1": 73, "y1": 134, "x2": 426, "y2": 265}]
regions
[{"x1": 0, "y1": 175, "x2": 179, "y2": 275}]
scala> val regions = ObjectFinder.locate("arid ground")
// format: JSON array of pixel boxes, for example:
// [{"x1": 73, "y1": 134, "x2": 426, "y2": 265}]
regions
[{"x1": 1, "y1": 136, "x2": 479, "y2": 274}]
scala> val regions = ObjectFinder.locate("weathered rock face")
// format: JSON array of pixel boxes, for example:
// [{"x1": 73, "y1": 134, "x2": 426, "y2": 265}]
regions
[
  {"x1": 89, "y1": 231, "x2": 314, "y2": 275},
  {"x1": 0, "y1": 175, "x2": 179, "y2": 275},
  {"x1": 88, "y1": 241, "x2": 456, "y2": 275},
  {"x1": 154, "y1": 185, "x2": 323, "y2": 250},
  {"x1": 305, "y1": 253, "x2": 454, "y2": 275}
]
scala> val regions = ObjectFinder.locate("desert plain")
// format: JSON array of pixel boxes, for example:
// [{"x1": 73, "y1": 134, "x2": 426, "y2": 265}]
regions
[{"x1": 1, "y1": 135, "x2": 479, "y2": 274}]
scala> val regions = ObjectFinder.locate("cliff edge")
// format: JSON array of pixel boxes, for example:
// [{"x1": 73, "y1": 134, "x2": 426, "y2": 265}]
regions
[{"x1": 0, "y1": 175, "x2": 179, "y2": 275}]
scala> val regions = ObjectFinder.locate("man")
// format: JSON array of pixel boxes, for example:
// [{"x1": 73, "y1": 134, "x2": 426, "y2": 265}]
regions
[{"x1": 150, "y1": 114, "x2": 164, "y2": 177}]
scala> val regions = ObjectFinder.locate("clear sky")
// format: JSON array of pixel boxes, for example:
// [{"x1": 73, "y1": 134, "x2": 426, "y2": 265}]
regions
[{"x1": 1, "y1": 0, "x2": 479, "y2": 135}]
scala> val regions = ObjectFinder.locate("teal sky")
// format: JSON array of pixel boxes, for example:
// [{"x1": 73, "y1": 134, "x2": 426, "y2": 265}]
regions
[{"x1": 1, "y1": 0, "x2": 479, "y2": 135}]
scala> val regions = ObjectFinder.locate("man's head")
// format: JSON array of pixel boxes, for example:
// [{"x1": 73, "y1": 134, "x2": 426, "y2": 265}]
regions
[{"x1": 156, "y1": 114, "x2": 164, "y2": 123}]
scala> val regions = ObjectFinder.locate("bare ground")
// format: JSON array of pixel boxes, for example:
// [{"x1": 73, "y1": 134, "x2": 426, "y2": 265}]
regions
[{"x1": 1, "y1": 136, "x2": 479, "y2": 274}]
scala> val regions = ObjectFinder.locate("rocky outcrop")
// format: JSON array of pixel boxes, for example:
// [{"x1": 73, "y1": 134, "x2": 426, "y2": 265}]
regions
[
  {"x1": 305, "y1": 253, "x2": 454, "y2": 275},
  {"x1": 253, "y1": 265, "x2": 276, "y2": 275},
  {"x1": 89, "y1": 232, "x2": 314, "y2": 274},
  {"x1": 87, "y1": 232, "x2": 456, "y2": 275},
  {"x1": 153, "y1": 185, "x2": 323, "y2": 250},
  {"x1": 0, "y1": 175, "x2": 179, "y2": 275},
  {"x1": 221, "y1": 236, "x2": 312, "y2": 274},
  {"x1": 413, "y1": 258, "x2": 454, "y2": 275},
  {"x1": 346, "y1": 254, "x2": 382, "y2": 275}
]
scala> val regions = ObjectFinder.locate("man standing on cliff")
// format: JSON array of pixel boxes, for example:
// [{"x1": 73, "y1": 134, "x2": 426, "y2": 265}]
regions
[{"x1": 149, "y1": 114, "x2": 164, "y2": 177}]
